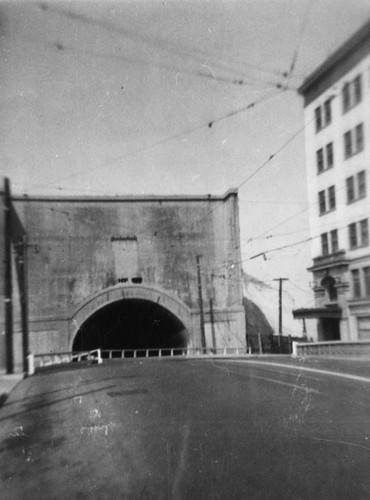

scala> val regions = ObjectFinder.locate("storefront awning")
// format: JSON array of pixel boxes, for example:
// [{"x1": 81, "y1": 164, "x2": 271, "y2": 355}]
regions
[{"x1": 292, "y1": 307, "x2": 342, "y2": 320}]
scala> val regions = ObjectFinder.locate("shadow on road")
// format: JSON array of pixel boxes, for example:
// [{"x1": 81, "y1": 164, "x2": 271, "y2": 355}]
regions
[{"x1": 0, "y1": 384, "x2": 118, "y2": 423}]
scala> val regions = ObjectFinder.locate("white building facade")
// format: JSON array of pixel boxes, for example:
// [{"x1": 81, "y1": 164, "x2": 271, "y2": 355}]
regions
[{"x1": 295, "y1": 20, "x2": 370, "y2": 341}]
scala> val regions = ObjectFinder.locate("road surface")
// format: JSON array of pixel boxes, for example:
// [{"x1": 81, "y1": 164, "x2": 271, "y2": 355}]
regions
[{"x1": 1, "y1": 357, "x2": 370, "y2": 499}]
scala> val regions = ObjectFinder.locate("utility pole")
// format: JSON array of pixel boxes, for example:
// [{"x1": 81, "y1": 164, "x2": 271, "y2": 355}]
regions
[
  {"x1": 273, "y1": 278, "x2": 288, "y2": 351},
  {"x1": 196, "y1": 255, "x2": 206, "y2": 352},
  {"x1": 209, "y1": 298, "x2": 216, "y2": 354},
  {"x1": 18, "y1": 236, "x2": 29, "y2": 373},
  {"x1": 4, "y1": 177, "x2": 14, "y2": 374}
]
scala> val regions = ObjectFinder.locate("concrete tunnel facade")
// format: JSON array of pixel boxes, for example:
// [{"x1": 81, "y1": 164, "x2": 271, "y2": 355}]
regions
[{"x1": 0, "y1": 189, "x2": 246, "y2": 371}]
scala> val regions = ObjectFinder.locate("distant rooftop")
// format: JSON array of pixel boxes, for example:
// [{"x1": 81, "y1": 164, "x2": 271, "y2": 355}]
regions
[{"x1": 298, "y1": 18, "x2": 370, "y2": 105}]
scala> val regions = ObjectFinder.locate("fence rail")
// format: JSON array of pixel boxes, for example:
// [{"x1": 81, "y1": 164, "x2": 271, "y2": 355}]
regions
[
  {"x1": 32, "y1": 348, "x2": 102, "y2": 373},
  {"x1": 292, "y1": 340, "x2": 370, "y2": 358},
  {"x1": 30, "y1": 346, "x2": 250, "y2": 374},
  {"x1": 100, "y1": 347, "x2": 250, "y2": 359}
]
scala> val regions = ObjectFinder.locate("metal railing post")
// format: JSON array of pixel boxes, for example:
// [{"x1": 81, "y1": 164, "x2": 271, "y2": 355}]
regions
[
  {"x1": 27, "y1": 352, "x2": 34, "y2": 376},
  {"x1": 292, "y1": 341, "x2": 298, "y2": 357}
]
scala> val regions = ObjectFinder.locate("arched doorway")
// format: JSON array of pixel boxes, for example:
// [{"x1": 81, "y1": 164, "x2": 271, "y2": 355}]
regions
[
  {"x1": 69, "y1": 285, "x2": 192, "y2": 352},
  {"x1": 73, "y1": 298, "x2": 188, "y2": 351}
]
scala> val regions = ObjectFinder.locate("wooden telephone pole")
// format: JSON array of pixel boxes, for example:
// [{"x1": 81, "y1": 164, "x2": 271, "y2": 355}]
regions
[
  {"x1": 4, "y1": 178, "x2": 14, "y2": 374},
  {"x1": 273, "y1": 278, "x2": 288, "y2": 350},
  {"x1": 196, "y1": 255, "x2": 206, "y2": 351}
]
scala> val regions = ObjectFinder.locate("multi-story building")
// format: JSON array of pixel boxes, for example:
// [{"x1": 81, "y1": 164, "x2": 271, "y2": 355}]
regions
[{"x1": 295, "y1": 20, "x2": 370, "y2": 341}]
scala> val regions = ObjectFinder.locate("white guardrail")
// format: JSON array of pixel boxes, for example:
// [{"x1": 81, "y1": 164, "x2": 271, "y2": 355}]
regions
[
  {"x1": 28, "y1": 347, "x2": 251, "y2": 375},
  {"x1": 292, "y1": 340, "x2": 370, "y2": 358},
  {"x1": 29, "y1": 348, "x2": 103, "y2": 375}
]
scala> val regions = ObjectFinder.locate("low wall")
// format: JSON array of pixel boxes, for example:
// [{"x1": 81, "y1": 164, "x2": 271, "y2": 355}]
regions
[{"x1": 292, "y1": 340, "x2": 370, "y2": 358}]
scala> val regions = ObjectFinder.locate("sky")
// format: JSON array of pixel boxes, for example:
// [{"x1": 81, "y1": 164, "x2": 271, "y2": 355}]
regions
[{"x1": 1, "y1": 0, "x2": 370, "y2": 334}]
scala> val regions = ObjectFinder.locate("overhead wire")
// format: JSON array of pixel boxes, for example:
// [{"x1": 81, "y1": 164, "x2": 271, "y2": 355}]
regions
[
  {"x1": 188, "y1": 112, "x2": 312, "y2": 231},
  {"x1": 13, "y1": 3, "x2": 317, "y2": 267},
  {"x1": 38, "y1": 2, "x2": 293, "y2": 89},
  {"x1": 243, "y1": 159, "x2": 369, "y2": 248},
  {"x1": 242, "y1": 210, "x2": 370, "y2": 264},
  {"x1": 21, "y1": 86, "x2": 285, "y2": 192},
  {"x1": 283, "y1": 0, "x2": 313, "y2": 89},
  {"x1": 11, "y1": 32, "x2": 256, "y2": 89}
]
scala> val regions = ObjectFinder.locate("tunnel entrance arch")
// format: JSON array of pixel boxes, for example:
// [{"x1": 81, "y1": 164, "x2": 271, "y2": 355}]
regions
[{"x1": 69, "y1": 285, "x2": 192, "y2": 352}]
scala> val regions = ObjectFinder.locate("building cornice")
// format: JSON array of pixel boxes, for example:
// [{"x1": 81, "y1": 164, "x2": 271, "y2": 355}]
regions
[
  {"x1": 307, "y1": 251, "x2": 349, "y2": 273},
  {"x1": 11, "y1": 188, "x2": 238, "y2": 204},
  {"x1": 298, "y1": 18, "x2": 370, "y2": 106}
]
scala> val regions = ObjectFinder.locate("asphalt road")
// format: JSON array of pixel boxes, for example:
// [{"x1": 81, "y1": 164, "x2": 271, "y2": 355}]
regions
[{"x1": 1, "y1": 358, "x2": 370, "y2": 500}]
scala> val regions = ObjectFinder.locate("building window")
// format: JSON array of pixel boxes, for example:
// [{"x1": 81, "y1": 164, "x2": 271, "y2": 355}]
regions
[
  {"x1": 318, "y1": 190, "x2": 326, "y2": 214},
  {"x1": 316, "y1": 142, "x2": 334, "y2": 174},
  {"x1": 321, "y1": 233, "x2": 329, "y2": 255},
  {"x1": 346, "y1": 171, "x2": 366, "y2": 203},
  {"x1": 344, "y1": 131, "x2": 352, "y2": 157},
  {"x1": 326, "y1": 142, "x2": 334, "y2": 168},
  {"x1": 315, "y1": 107, "x2": 322, "y2": 132},
  {"x1": 349, "y1": 223, "x2": 358, "y2": 248},
  {"x1": 347, "y1": 176, "x2": 355, "y2": 203},
  {"x1": 351, "y1": 266, "x2": 370, "y2": 298},
  {"x1": 331, "y1": 229, "x2": 339, "y2": 253},
  {"x1": 342, "y1": 82, "x2": 350, "y2": 112},
  {"x1": 364, "y1": 267, "x2": 370, "y2": 296},
  {"x1": 343, "y1": 74, "x2": 362, "y2": 113},
  {"x1": 324, "y1": 99, "x2": 332, "y2": 125},
  {"x1": 358, "y1": 171, "x2": 366, "y2": 198},
  {"x1": 356, "y1": 123, "x2": 364, "y2": 152},
  {"x1": 349, "y1": 219, "x2": 369, "y2": 249},
  {"x1": 352, "y1": 269, "x2": 361, "y2": 298},
  {"x1": 344, "y1": 123, "x2": 364, "y2": 159},
  {"x1": 321, "y1": 230, "x2": 339, "y2": 256},
  {"x1": 315, "y1": 99, "x2": 331, "y2": 132},
  {"x1": 360, "y1": 219, "x2": 369, "y2": 246},
  {"x1": 316, "y1": 149, "x2": 324, "y2": 173},
  {"x1": 354, "y1": 75, "x2": 362, "y2": 104},
  {"x1": 318, "y1": 186, "x2": 336, "y2": 215},
  {"x1": 328, "y1": 186, "x2": 336, "y2": 210}
]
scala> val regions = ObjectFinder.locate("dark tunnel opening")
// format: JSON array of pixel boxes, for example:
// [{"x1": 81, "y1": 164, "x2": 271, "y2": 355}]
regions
[{"x1": 72, "y1": 299, "x2": 188, "y2": 352}]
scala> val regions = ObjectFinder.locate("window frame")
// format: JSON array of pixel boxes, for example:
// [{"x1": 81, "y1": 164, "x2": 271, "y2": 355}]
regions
[
  {"x1": 344, "y1": 123, "x2": 364, "y2": 159},
  {"x1": 347, "y1": 171, "x2": 366, "y2": 204},
  {"x1": 328, "y1": 185, "x2": 336, "y2": 211},
  {"x1": 349, "y1": 223, "x2": 358, "y2": 249},
  {"x1": 318, "y1": 190, "x2": 326, "y2": 215},
  {"x1": 315, "y1": 99, "x2": 331, "y2": 133},
  {"x1": 363, "y1": 266, "x2": 370, "y2": 296},
  {"x1": 348, "y1": 219, "x2": 369, "y2": 249},
  {"x1": 358, "y1": 171, "x2": 366, "y2": 199},
  {"x1": 346, "y1": 176, "x2": 355, "y2": 203},
  {"x1": 326, "y1": 142, "x2": 334, "y2": 169},
  {"x1": 330, "y1": 229, "x2": 339, "y2": 253},
  {"x1": 318, "y1": 186, "x2": 336, "y2": 215},
  {"x1": 351, "y1": 269, "x2": 361, "y2": 298},
  {"x1": 344, "y1": 130, "x2": 352, "y2": 158},
  {"x1": 343, "y1": 74, "x2": 363, "y2": 114},
  {"x1": 315, "y1": 107, "x2": 322, "y2": 133},
  {"x1": 316, "y1": 142, "x2": 334, "y2": 174},
  {"x1": 360, "y1": 219, "x2": 369, "y2": 247},
  {"x1": 321, "y1": 233, "x2": 329, "y2": 256}
]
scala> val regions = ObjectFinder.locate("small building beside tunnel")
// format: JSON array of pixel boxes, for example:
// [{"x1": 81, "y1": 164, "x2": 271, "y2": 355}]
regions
[{"x1": 0, "y1": 184, "x2": 246, "y2": 371}]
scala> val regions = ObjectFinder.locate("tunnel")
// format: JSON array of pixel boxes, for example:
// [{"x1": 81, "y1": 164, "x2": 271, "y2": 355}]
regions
[{"x1": 72, "y1": 299, "x2": 188, "y2": 353}]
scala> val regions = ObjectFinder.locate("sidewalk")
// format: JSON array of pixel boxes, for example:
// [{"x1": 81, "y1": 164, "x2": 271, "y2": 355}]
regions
[{"x1": 0, "y1": 371, "x2": 24, "y2": 406}]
